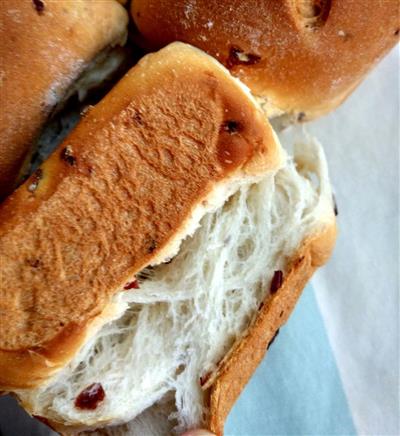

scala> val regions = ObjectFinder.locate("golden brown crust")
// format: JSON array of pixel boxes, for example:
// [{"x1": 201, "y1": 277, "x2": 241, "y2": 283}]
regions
[
  {"x1": 208, "y1": 222, "x2": 337, "y2": 435},
  {"x1": 0, "y1": 322, "x2": 86, "y2": 390},
  {"x1": 0, "y1": 42, "x2": 281, "y2": 390},
  {"x1": 0, "y1": 0, "x2": 128, "y2": 200},
  {"x1": 132, "y1": 0, "x2": 399, "y2": 119},
  {"x1": 0, "y1": 302, "x2": 121, "y2": 390}
]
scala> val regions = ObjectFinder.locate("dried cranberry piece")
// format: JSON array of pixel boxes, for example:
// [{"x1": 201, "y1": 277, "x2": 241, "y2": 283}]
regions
[
  {"x1": 270, "y1": 270, "x2": 283, "y2": 294},
  {"x1": 199, "y1": 372, "x2": 210, "y2": 386},
  {"x1": 27, "y1": 168, "x2": 43, "y2": 193},
  {"x1": 26, "y1": 258, "x2": 41, "y2": 268},
  {"x1": 132, "y1": 109, "x2": 143, "y2": 124},
  {"x1": 147, "y1": 239, "x2": 157, "y2": 253},
  {"x1": 61, "y1": 146, "x2": 76, "y2": 166},
  {"x1": 221, "y1": 120, "x2": 242, "y2": 135},
  {"x1": 267, "y1": 329, "x2": 280, "y2": 350},
  {"x1": 32, "y1": 0, "x2": 45, "y2": 14},
  {"x1": 75, "y1": 383, "x2": 105, "y2": 410},
  {"x1": 227, "y1": 46, "x2": 261, "y2": 68},
  {"x1": 123, "y1": 279, "x2": 140, "y2": 290},
  {"x1": 297, "y1": 112, "x2": 306, "y2": 122}
]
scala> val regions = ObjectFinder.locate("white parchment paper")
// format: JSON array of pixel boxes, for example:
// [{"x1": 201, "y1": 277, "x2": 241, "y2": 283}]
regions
[{"x1": 310, "y1": 47, "x2": 399, "y2": 435}]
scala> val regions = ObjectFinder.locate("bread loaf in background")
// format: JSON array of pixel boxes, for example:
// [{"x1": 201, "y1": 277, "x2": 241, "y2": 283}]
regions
[
  {"x1": 132, "y1": 0, "x2": 399, "y2": 120},
  {"x1": 0, "y1": 0, "x2": 128, "y2": 200}
]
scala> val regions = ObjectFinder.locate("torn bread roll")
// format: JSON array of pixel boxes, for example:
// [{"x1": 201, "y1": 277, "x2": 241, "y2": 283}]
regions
[
  {"x1": 0, "y1": 42, "x2": 282, "y2": 391},
  {"x1": 17, "y1": 129, "x2": 335, "y2": 436},
  {"x1": 132, "y1": 0, "x2": 399, "y2": 120},
  {"x1": 0, "y1": 43, "x2": 336, "y2": 435},
  {"x1": 0, "y1": 0, "x2": 128, "y2": 200}
]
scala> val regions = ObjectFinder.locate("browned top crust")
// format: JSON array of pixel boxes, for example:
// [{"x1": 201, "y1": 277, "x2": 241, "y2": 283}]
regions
[
  {"x1": 0, "y1": 42, "x2": 281, "y2": 389},
  {"x1": 132, "y1": 0, "x2": 399, "y2": 119},
  {"x1": 0, "y1": 0, "x2": 128, "y2": 200}
]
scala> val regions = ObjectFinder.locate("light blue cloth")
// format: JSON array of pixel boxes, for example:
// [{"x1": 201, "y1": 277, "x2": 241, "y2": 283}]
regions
[{"x1": 225, "y1": 284, "x2": 356, "y2": 436}]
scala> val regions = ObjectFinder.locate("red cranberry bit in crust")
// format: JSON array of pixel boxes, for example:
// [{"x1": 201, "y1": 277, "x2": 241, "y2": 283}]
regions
[
  {"x1": 123, "y1": 279, "x2": 140, "y2": 290},
  {"x1": 270, "y1": 270, "x2": 283, "y2": 294},
  {"x1": 199, "y1": 372, "x2": 210, "y2": 386},
  {"x1": 147, "y1": 239, "x2": 157, "y2": 253},
  {"x1": 75, "y1": 383, "x2": 105, "y2": 410},
  {"x1": 61, "y1": 146, "x2": 76, "y2": 166},
  {"x1": 297, "y1": 112, "x2": 306, "y2": 122},
  {"x1": 221, "y1": 120, "x2": 242, "y2": 135},
  {"x1": 227, "y1": 46, "x2": 261, "y2": 68},
  {"x1": 267, "y1": 329, "x2": 280, "y2": 350},
  {"x1": 27, "y1": 168, "x2": 43, "y2": 193},
  {"x1": 32, "y1": 0, "x2": 45, "y2": 14}
]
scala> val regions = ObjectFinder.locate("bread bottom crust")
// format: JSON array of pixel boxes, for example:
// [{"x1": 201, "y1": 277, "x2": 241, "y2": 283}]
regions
[{"x1": 208, "y1": 222, "x2": 336, "y2": 435}]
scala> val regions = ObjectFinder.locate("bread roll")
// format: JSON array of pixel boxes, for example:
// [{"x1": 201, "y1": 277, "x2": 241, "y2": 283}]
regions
[
  {"x1": 1, "y1": 42, "x2": 336, "y2": 436},
  {"x1": 132, "y1": 0, "x2": 399, "y2": 120},
  {"x1": 0, "y1": 42, "x2": 282, "y2": 391},
  {"x1": 0, "y1": 0, "x2": 128, "y2": 200},
  {"x1": 19, "y1": 127, "x2": 335, "y2": 436}
]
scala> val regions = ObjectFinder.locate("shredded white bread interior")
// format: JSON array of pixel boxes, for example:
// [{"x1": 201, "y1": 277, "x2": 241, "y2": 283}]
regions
[{"x1": 17, "y1": 128, "x2": 334, "y2": 435}]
